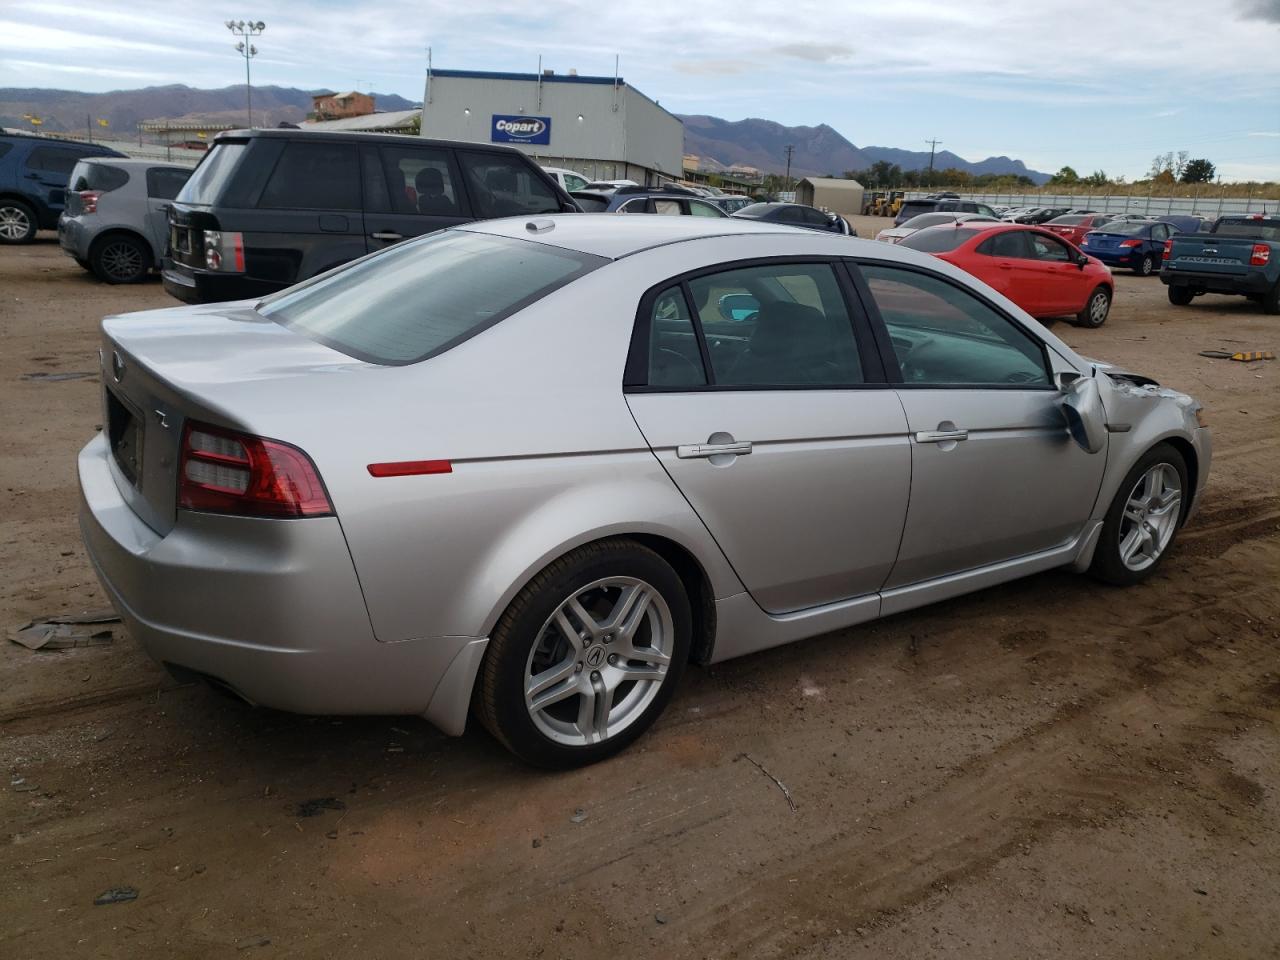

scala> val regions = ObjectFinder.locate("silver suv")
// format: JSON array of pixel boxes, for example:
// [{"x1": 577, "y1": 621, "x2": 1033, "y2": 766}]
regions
[{"x1": 58, "y1": 158, "x2": 190, "y2": 284}]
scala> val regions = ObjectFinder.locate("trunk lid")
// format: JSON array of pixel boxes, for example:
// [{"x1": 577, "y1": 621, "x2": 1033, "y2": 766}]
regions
[{"x1": 99, "y1": 301, "x2": 367, "y2": 535}]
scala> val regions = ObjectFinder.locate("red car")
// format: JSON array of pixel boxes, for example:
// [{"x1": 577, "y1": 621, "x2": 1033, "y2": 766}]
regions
[
  {"x1": 1042, "y1": 213, "x2": 1118, "y2": 246},
  {"x1": 898, "y1": 222, "x2": 1114, "y2": 327}
]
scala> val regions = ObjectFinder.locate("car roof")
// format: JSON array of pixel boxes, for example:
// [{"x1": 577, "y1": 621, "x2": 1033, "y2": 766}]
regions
[
  {"x1": 459, "y1": 212, "x2": 827, "y2": 259},
  {"x1": 76, "y1": 157, "x2": 188, "y2": 170},
  {"x1": 214, "y1": 128, "x2": 527, "y2": 154}
]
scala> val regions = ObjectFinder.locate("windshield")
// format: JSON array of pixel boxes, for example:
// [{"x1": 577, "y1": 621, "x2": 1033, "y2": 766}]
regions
[
  {"x1": 176, "y1": 142, "x2": 247, "y2": 205},
  {"x1": 1214, "y1": 219, "x2": 1280, "y2": 242},
  {"x1": 260, "y1": 231, "x2": 605, "y2": 365},
  {"x1": 899, "y1": 227, "x2": 980, "y2": 252}
]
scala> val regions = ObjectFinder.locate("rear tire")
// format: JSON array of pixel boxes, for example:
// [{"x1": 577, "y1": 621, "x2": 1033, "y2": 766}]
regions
[
  {"x1": 1135, "y1": 253, "x2": 1155, "y2": 276},
  {"x1": 1168, "y1": 286, "x2": 1195, "y2": 306},
  {"x1": 1090, "y1": 443, "x2": 1188, "y2": 586},
  {"x1": 90, "y1": 233, "x2": 151, "y2": 284},
  {"x1": 476, "y1": 538, "x2": 691, "y2": 768},
  {"x1": 0, "y1": 199, "x2": 37, "y2": 244},
  {"x1": 1263, "y1": 281, "x2": 1280, "y2": 316},
  {"x1": 1075, "y1": 285, "x2": 1111, "y2": 328}
]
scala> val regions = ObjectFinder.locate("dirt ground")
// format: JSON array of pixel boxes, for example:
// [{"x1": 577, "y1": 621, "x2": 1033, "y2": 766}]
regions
[{"x1": 2, "y1": 222, "x2": 1279, "y2": 960}]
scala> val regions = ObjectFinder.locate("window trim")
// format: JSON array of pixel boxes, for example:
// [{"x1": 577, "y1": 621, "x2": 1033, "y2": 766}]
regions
[
  {"x1": 623, "y1": 255, "x2": 888, "y2": 393},
  {"x1": 845, "y1": 258, "x2": 1057, "y2": 391}
]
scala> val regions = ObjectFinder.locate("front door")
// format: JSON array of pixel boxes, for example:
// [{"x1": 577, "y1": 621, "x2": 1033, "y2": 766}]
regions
[
  {"x1": 1025, "y1": 230, "x2": 1083, "y2": 315},
  {"x1": 855, "y1": 261, "x2": 1106, "y2": 587},
  {"x1": 625, "y1": 260, "x2": 911, "y2": 614}
]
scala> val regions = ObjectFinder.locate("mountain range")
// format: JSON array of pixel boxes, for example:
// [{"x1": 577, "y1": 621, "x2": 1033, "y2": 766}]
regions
[
  {"x1": 0, "y1": 84, "x2": 1048, "y2": 183},
  {"x1": 0, "y1": 85, "x2": 418, "y2": 134},
  {"x1": 679, "y1": 115, "x2": 1050, "y2": 184}
]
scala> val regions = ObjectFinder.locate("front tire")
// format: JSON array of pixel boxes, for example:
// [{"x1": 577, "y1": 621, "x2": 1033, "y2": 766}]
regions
[
  {"x1": 476, "y1": 539, "x2": 691, "y2": 768},
  {"x1": 0, "y1": 199, "x2": 37, "y2": 244},
  {"x1": 1263, "y1": 281, "x2": 1280, "y2": 316},
  {"x1": 1076, "y1": 285, "x2": 1111, "y2": 328},
  {"x1": 1090, "y1": 443, "x2": 1188, "y2": 586},
  {"x1": 1168, "y1": 285, "x2": 1195, "y2": 306},
  {"x1": 1135, "y1": 253, "x2": 1156, "y2": 276},
  {"x1": 91, "y1": 233, "x2": 151, "y2": 284}
]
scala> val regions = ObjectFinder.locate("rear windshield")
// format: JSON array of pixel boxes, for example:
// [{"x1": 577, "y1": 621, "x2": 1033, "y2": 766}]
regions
[
  {"x1": 900, "y1": 212, "x2": 956, "y2": 229},
  {"x1": 260, "y1": 230, "x2": 605, "y2": 365},
  {"x1": 899, "y1": 227, "x2": 980, "y2": 252},
  {"x1": 1094, "y1": 221, "x2": 1150, "y2": 236},
  {"x1": 70, "y1": 161, "x2": 130, "y2": 192},
  {"x1": 176, "y1": 142, "x2": 247, "y2": 205},
  {"x1": 572, "y1": 195, "x2": 610, "y2": 212},
  {"x1": 1213, "y1": 218, "x2": 1280, "y2": 242},
  {"x1": 899, "y1": 202, "x2": 933, "y2": 215},
  {"x1": 735, "y1": 203, "x2": 776, "y2": 218}
]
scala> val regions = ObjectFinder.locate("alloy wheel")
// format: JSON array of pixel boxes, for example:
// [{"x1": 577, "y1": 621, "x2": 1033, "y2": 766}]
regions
[
  {"x1": 0, "y1": 205, "x2": 31, "y2": 241},
  {"x1": 1089, "y1": 290, "x2": 1110, "y2": 325},
  {"x1": 1118, "y1": 463, "x2": 1182, "y2": 571},
  {"x1": 524, "y1": 576, "x2": 674, "y2": 747},
  {"x1": 100, "y1": 240, "x2": 145, "y2": 281}
]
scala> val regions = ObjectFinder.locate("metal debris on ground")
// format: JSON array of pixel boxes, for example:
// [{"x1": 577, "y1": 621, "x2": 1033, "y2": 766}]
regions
[
  {"x1": 1198, "y1": 350, "x2": 1274, "y2": 361},
  {"x1": 21, "y1": 371, "x2": 97, "y2": 382},
  {"x1": 570, "y1": 807, "x2": 588, "y2": 824},
  {"x1": 235, "y1": 935, "x2": 271, "y2": 950},
  {"x1": 94, "y1": 886, "x2": 139, "y2": 905},
  {"x1": 294, "y1": 797, "x2": 346, "y2": 818},
  {"x1": 11, "y1": 611, "x2": 120, "y2": 651},
  {"x1": 738, "y1": 753, "x2": 798, "y2": 813}
]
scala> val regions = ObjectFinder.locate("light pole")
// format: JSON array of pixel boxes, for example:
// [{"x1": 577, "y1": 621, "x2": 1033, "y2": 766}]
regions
[{"x1": 226, "y1": 20, "x2": 266, "y2": 128}]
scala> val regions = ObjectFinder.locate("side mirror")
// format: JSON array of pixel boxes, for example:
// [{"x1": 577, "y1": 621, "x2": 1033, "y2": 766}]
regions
[
  {"x1": 1060, "y1": 375, "x2": 1106, "y2": 454},
  {"x1": 718, "y1": 293, "x2": 760, "y2": 322}
]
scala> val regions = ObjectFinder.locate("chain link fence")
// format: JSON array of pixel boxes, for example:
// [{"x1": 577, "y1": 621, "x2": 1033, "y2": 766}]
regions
[{"x1": 904, "y1": 189, "x2": 1276, "y2": 218}]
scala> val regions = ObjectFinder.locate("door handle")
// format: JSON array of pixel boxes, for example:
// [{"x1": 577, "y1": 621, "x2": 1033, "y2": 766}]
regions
[
  {"x1": 915, "y1": 429, "x2": 968, "y2": 443},
  {"x1": 370, "y1": 231, "x2": 404, "y2": 241},
  {"x1": 677, "y1": 441, "x2": 752, "y2": 459}
]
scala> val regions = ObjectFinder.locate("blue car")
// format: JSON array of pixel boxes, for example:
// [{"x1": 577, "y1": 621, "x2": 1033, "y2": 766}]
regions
[
  {"x1": 1, "y1": 133, "x2": 124, "y2": 244},
  {"x1": 570, "y1": 184, "x2": 727, "y2": 217},
  {"x1": 1079, "y1": 219, "x2": 1180, "y2": 276}
]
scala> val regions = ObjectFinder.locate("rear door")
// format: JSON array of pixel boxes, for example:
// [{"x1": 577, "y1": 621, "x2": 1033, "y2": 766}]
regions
[
  {"x1": 22, "y1": 145, "x2": 85, "y2": 218},
  {"x1": 974, "y1": 230, "x2": 1038, "y2": 309},
  {"x1": 625, "y1": 259, "x2": 910, "y2": 614},
  {"x1": 854, "y1": 261, "x2": 1104, "y2": 587},
  {"x1": 143, "y1": 167, "x2": 190, "y2": 255},
  {"x1": 362, "y1": 143, "x2": 470, "y2": 252}
]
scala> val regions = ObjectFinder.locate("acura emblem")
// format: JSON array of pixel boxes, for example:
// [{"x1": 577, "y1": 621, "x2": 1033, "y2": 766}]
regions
[{"x1": 111, "y1": 350, "x2": 126, "y2": 382}]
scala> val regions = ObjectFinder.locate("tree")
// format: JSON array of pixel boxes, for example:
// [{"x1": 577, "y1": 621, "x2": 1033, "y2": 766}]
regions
[
  {"x1": 1174, "y1": 151, "x2": 1190, "y2": 180},
  {"x1": 1149, "y1": 152, "x2": 1174, "y2": 179},
  {"x1": 1049, "y1": 165, "x2": 1080, "y2": 185},
  {"x1": 1083, "y1": 170, "x2": 1108, "y2": 186},
  {"x1": 1181, "y1": 158, "x2": 1215, "y2": 183}
]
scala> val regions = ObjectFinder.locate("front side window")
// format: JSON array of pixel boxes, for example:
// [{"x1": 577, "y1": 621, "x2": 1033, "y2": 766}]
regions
[
  {"x1": 686, "y1": 263, "x2": 863, "y2": 386},
  {"x1": 860, "y1": 264, "x2": 1050, "y2": 387},
  {"x1": 653, "y1": 198, "x2": 683, "y2": 216},
  {"x1": 261, "y1": 231, "x2": 604, "y2": 365},
  {"x1": 1029, "y1": 233, "x2": 1072, "y2": 261},
  {"x1": 258, "y1": 141, "x2": 359, "y2": 210},
  {"x1": 457, "y1": 152, "x2": 560, "y2": 218},
  {"x1": 379, "y1": 145, "x2": 460, "y2": 217},
  {"x1": 564, "y1": 173, "x2": 588, "y2": 192},
  {"x1": 689, "y1": 200, "x2": 723, "y2": 217}
]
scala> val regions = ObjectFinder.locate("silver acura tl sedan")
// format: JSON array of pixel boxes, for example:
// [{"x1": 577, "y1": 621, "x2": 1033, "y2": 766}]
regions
[{"x1": 79, "y1": 215, "x2": 1211, "y2": 767}]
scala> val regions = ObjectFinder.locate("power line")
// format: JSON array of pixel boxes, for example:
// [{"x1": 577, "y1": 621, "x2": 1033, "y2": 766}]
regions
[{"x1": 925, "y1": 138, "x2": 942, "y2": 184}]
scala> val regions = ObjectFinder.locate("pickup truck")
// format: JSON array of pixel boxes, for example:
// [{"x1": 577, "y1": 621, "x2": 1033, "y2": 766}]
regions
[{"x1": 1161, "y1": 214, "x2": 1280, "y2": 313}]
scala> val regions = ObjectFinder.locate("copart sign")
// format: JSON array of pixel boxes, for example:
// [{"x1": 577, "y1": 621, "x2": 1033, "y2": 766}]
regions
[{"x1": 491, "y1": 115, "x2": 551, "y2": 145}]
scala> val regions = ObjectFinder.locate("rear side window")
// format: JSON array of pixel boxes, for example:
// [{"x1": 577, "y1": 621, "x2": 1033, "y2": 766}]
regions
[
  {"x1": 646, "y1": 286, "x2": 707, "y2": 387},
  {"x1": 458, "y1": 152, "x2": 560, "y2": 218},
  {"x1": 177, "y1": 142, "x2": 246, "y2": 205},
  {"x1": 259, "y1": 141, "x2": 359, "y2": 210},
  {"x1": 378, "y1": 145, "x2": 461, "y2": 217},
  {"x1": 0, "y1": 143, "x2": 12, "y2": 160},
  {"x1": 70, "y1": 162, "x2": 130, "y2": 192},
  {"x1": 260, "y1": 231, "x2": 604, "y2": 365},
  {"x1": 25, "y1": 147, "x2": 82, "y2": 175},
  {"x1": 899, "y1": 227, "x2": 979, "y2": 252},
  {"x1": 146, "y1": 167, "x2": 190, "y2": 200},
  {"x1": 977, "y1": 231, "x2": 1030, "y2": 258}
]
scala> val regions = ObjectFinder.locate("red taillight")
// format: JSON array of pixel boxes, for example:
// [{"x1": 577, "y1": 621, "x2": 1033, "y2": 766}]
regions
[
  {"x1": 367, "y1": 460, "x2": 452, "y2": 477},
  {"x1": 1163, "y1": 239, "x2": 1173, "y2": 260},
  {"x1": 179, "y1": 421, "x2": 332, "y2": 518},
  {"x1": 79, "y1": 190, "x2": 100, "y2": 214},
  {"x1": 1119, "y1": 238, "x2": 1143, "y2": 248},
  {"x1": 1250, "y1": 243, "x2": 1271, "y2": 267}
]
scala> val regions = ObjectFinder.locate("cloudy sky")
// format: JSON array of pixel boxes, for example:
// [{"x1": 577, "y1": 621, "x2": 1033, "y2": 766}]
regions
[{"x1": 2, "y1": 0, "x2": 1278, "y2": 180}]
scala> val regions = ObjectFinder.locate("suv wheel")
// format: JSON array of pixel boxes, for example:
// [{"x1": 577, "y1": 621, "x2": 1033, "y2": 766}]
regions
[
  {"x1": 0, "y1": 199, "x2": 37, "y2": 244},
  {"x1": 91, "y1": 234, "x2": 151, "y2": 284},
  {"x1": 476, "y1": 539, "x2": 691, "y2": 768}
]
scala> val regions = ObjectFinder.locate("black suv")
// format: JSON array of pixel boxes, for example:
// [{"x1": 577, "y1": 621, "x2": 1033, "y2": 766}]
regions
[
  {"x1": 162, "y1": 129, "x2": 579, "y2": 303},
  {"x1": 0, "y1": 133, "x2": 125, "y2": 244}
]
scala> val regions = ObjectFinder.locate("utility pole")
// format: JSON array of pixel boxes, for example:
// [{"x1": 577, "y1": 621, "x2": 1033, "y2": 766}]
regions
[
  {"x1": 925, "y1": 138, "x2": 942, "y2": 187},
  {"x1": 784, "y1": 144, "x2": 795, "y2": 194},
  {"x1": 226, "y1": 20, "x2": 266, "y2": 128}
]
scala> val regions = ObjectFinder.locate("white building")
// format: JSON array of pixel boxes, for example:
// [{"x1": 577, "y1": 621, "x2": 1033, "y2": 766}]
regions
[{"x1": 419, "y1": 68, "x2": 683, "y2": 185}]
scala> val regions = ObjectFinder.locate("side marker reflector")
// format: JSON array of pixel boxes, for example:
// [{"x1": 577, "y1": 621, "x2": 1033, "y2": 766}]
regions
[{"x1": 367, "y1": 460, "x2": 453, "y2": 477}]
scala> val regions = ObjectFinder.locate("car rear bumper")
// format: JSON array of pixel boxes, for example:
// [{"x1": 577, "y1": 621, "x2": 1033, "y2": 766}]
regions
[
  {"x1": 162, "y1": 260, "x2": 283, "y2": 304},
  {"x1": 1160, "y1": 268, "x2": 1271, "y2": 295},
  {"x1": 57, "y1": 216, "x2": 91, "y2": 259},
  {"x1": 78, "y1": 432, "x2": 484, "y2": 731},
  {"x1": 1088, "y1": 249, "x2": 1139, "y2": 267}
]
